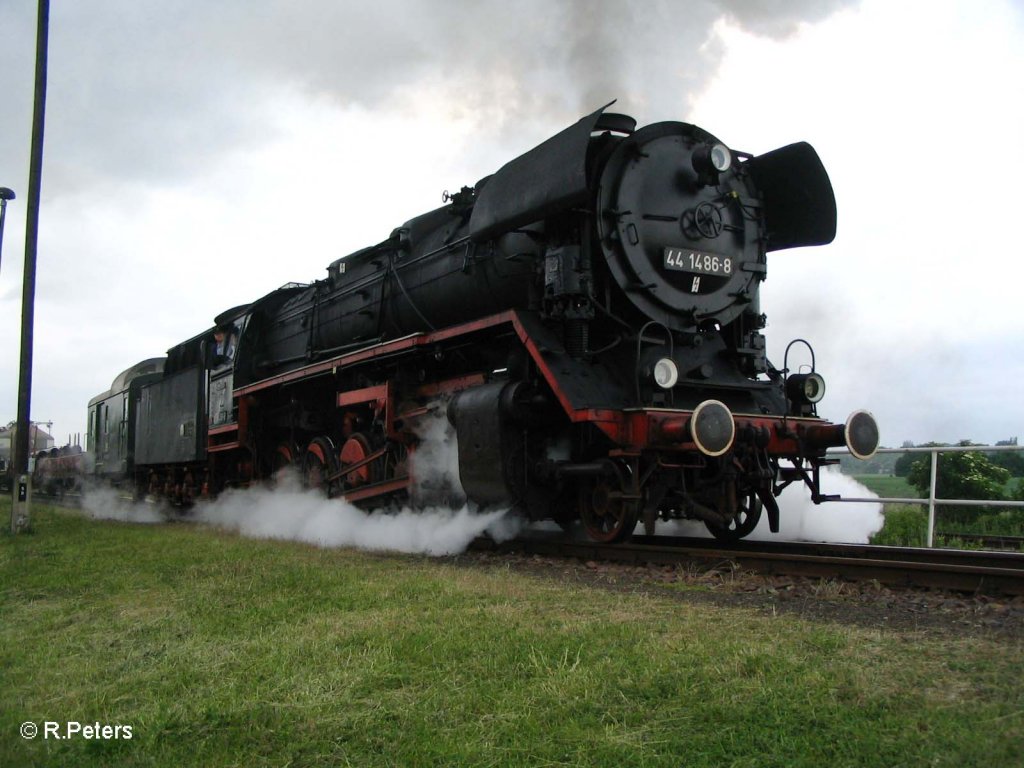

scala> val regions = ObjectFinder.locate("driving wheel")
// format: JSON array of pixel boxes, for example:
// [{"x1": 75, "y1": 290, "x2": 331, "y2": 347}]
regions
[{"x1": 705, "y1": 493, "x2": 763, "y2": 542}]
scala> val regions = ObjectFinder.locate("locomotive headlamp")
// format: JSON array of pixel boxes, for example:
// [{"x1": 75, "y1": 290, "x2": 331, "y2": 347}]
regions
[
  {"x1": 709, "y1": 143, "x2": 731, "y2": 172},
  {"x1": 653, "y1": 358, "x2": 679, "y2": 389},
  {"x1": 692, "y1": 142, "x2": 732, "y2": 178},
  {"x1": 787, "y1": 372, "x2": 826, "y2": 404}
]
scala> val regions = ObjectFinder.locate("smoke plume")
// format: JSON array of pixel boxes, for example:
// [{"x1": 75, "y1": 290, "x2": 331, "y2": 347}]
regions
[
  {"x1": 81, "y1": 484, "x2": 165, "y2": 524},
  {"x1": 759, "y1": 467, "x2": 883, "y2": 543},
  {"x1": 78, "y1": 408, "x2": 519, "y2": 556},
  {"x1": 1, "y1": 1, "x2": 861, "y2": 195},
  {"x1": 649, "y1": 468, "x2": 882, "y2": 543},
  {"x1": 197, "y1": 411, "x2": 519, "y2": 555},
  {"x1": 196, "y1": 480, "x2": 511, "y2": 557}
]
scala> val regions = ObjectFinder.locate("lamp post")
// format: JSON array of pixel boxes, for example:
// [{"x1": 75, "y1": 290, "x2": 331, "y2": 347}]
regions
[
  {"x1": 0, "y1": 186, "x2": 14, "y2": 276},
  {"x1": 12, "y1": 0, "x2": 48, "y2": 534}
]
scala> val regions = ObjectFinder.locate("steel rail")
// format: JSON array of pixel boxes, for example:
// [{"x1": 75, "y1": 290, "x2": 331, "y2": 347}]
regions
[{"x1": 477, "y1": 533, "x2": 1024, "y2": 596}]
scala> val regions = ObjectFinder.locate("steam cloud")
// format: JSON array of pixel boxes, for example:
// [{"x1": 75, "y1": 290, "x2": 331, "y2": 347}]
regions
[
  {"x1": 1, "y1": 0, "x2": 859, "y2": 193},
  {"x1": 83, "y1": 461, "x2": 881, "y2": 551},
  {"x1": 760, "y1": 468, "x2": 883, "y2": 543},
  {"x1": 81, "y1": 485, "x2": 165, "y2": 525},
  {"x1": 197, "y1": 411, "x2": 519, "y2": 555},
  {"x1": 195, "y1": 480, "x2": 512, "y2": 557},
  {"x1": 653, "y1": 467, "x2": 883, "y2": 543},
  {"x1": 81, "y1": 409, "x2": 521, "y2": 556}
]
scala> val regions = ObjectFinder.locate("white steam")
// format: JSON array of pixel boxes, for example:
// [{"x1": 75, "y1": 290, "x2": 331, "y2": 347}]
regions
[
  {"x1": 647, "y1": 468, "x2": 883, "y2": 544},
  {"x1": 406, "y1": 405, "x2": 466, "y2": 507},
  {"x1": 749, "y1": 467, "x2": 883, "y2": 544},
  {"x1": 196, "y1": 473, "x2": 513, "y2": 557},
  {"x1": 82, "y1": 409, "x2": 519, "y2": 556},
  {"x1": 198, "y1": 411, "x2": 517, "y2": 555},
  {"x1": 81, "y1": 484, "x2": 165, "y2": 524}
]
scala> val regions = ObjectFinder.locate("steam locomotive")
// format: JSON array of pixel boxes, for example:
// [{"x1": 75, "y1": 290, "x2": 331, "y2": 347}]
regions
[
  {"x1": 32, "y1": 445, "x2": 87, "y2": 497},
  {"x1": 87, "y1": 105, "x2": 878, "y2": 541}
]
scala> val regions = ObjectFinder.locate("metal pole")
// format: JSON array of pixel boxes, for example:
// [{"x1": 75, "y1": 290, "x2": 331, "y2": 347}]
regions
[
  {"x1": 0, "y1": 187, "x2": 15, "y2": 275},
  {"x1": 926, "y1": 449, "x2": 938, "y2": 548},
  {"x1": 12, "y1": 0, "x2": 49, "y2": 534}
]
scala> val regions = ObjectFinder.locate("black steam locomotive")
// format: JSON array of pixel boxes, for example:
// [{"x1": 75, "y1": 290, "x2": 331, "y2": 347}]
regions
[{"x1": 87, "y1": 105, "x2": 878, "y2": 541}]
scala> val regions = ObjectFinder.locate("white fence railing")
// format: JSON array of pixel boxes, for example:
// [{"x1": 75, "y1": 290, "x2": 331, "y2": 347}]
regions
[{"x1": 827, "y1": 445, "x2": 1024, "y2": 547}]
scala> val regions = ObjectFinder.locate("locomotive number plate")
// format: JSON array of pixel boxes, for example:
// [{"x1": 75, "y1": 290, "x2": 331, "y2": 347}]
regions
[{"x1": 663, "y1": 248, "x2": 733, "y2": 277}]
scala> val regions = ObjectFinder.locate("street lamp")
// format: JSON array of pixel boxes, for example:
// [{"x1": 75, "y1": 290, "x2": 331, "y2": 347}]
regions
[{"x1": 0, "y1": 186, "x2": 14, "y2": 276}]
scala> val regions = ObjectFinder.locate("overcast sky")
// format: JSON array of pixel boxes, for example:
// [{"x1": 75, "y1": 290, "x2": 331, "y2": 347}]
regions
[{"x1": 1, "y1": 0, "x2": 1022, "y2": 449}]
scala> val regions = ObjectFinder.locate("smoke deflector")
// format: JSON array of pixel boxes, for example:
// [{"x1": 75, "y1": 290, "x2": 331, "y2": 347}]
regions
[
  {"x1": 469, "y1": 104, "x2": 634, "y2": 242},
  {"x1": 746, "y1": 142, "x2": 837, "y2": 251}
]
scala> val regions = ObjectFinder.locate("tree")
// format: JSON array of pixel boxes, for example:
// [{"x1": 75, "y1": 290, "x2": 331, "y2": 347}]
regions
[
  {"x1": 894, "y1": 441, "x2": 948, "y2": 478},
  {"x1": 990, "y1": 439, "x2": 1024, "y2": 476},
  {"x1": 992, "y1": 452, "x2": 1024, "y2": 476},
  {"x1": 907, "y1": 441, "x2": 1009, "y2": 526}
]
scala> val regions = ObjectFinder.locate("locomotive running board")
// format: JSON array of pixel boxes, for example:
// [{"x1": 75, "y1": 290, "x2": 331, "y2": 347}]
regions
[{"x1": 233, "y1": 311, "x2": 520, "y2": 398}]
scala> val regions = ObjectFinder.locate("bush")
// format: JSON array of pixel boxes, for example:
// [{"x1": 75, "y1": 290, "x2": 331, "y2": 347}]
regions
[
  {"x1": 951, "y1": 508, "x2": 1024, "y2": 536},
  {"x1": 906, "y1": 443, "x2": 1009, "y2": 526},
  {"x1": 870, "y1": 505, "x2": 927, "y2": 547}
]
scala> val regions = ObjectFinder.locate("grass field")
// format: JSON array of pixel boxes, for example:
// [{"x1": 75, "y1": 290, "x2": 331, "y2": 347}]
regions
[
  {"x1": 2, "y1": 501, "x2": 1023, "y2": 767},
  {"x1": 853, "y1": 473, "x2": 1023, "y2": 502},
  {"x1": 851, "y1": 475, "x2": 917, "y2": 500}
]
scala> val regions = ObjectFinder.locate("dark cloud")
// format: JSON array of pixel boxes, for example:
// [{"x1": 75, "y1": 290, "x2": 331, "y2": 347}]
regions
[
  {"x1": 205, "y1": 0, "x2": 861, "y2": 123},
  {"x1": 45, "y1": 4, "x2": 272, "y2": 193},
  {"x1": 721, "y1": 0, "x2": 853, "y2": 37},
  {"x1": 2, "y1": 0, "x2": 861, "y2": 200}
]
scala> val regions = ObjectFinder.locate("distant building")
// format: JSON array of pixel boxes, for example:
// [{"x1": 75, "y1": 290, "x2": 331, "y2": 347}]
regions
[{"x1": 0, "y1": 421, "x2": 56, "y2": 468}]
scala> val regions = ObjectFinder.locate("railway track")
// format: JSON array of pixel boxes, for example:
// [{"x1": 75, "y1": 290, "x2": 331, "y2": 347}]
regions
[{"x1": 476, "y1": 532, "x2": 1024, "y2": 596}]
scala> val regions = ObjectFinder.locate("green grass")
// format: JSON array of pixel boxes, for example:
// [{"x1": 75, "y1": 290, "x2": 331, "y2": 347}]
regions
[
  {"x1": 3, "y1": 501, "x2": 1023, "y2": 767},
  {"x1": 855, "y1": 473, "x2": 1023, "y2": 503},
  {"x1": 852, "y1": 475, "x2": 917, "y2": 499}
]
